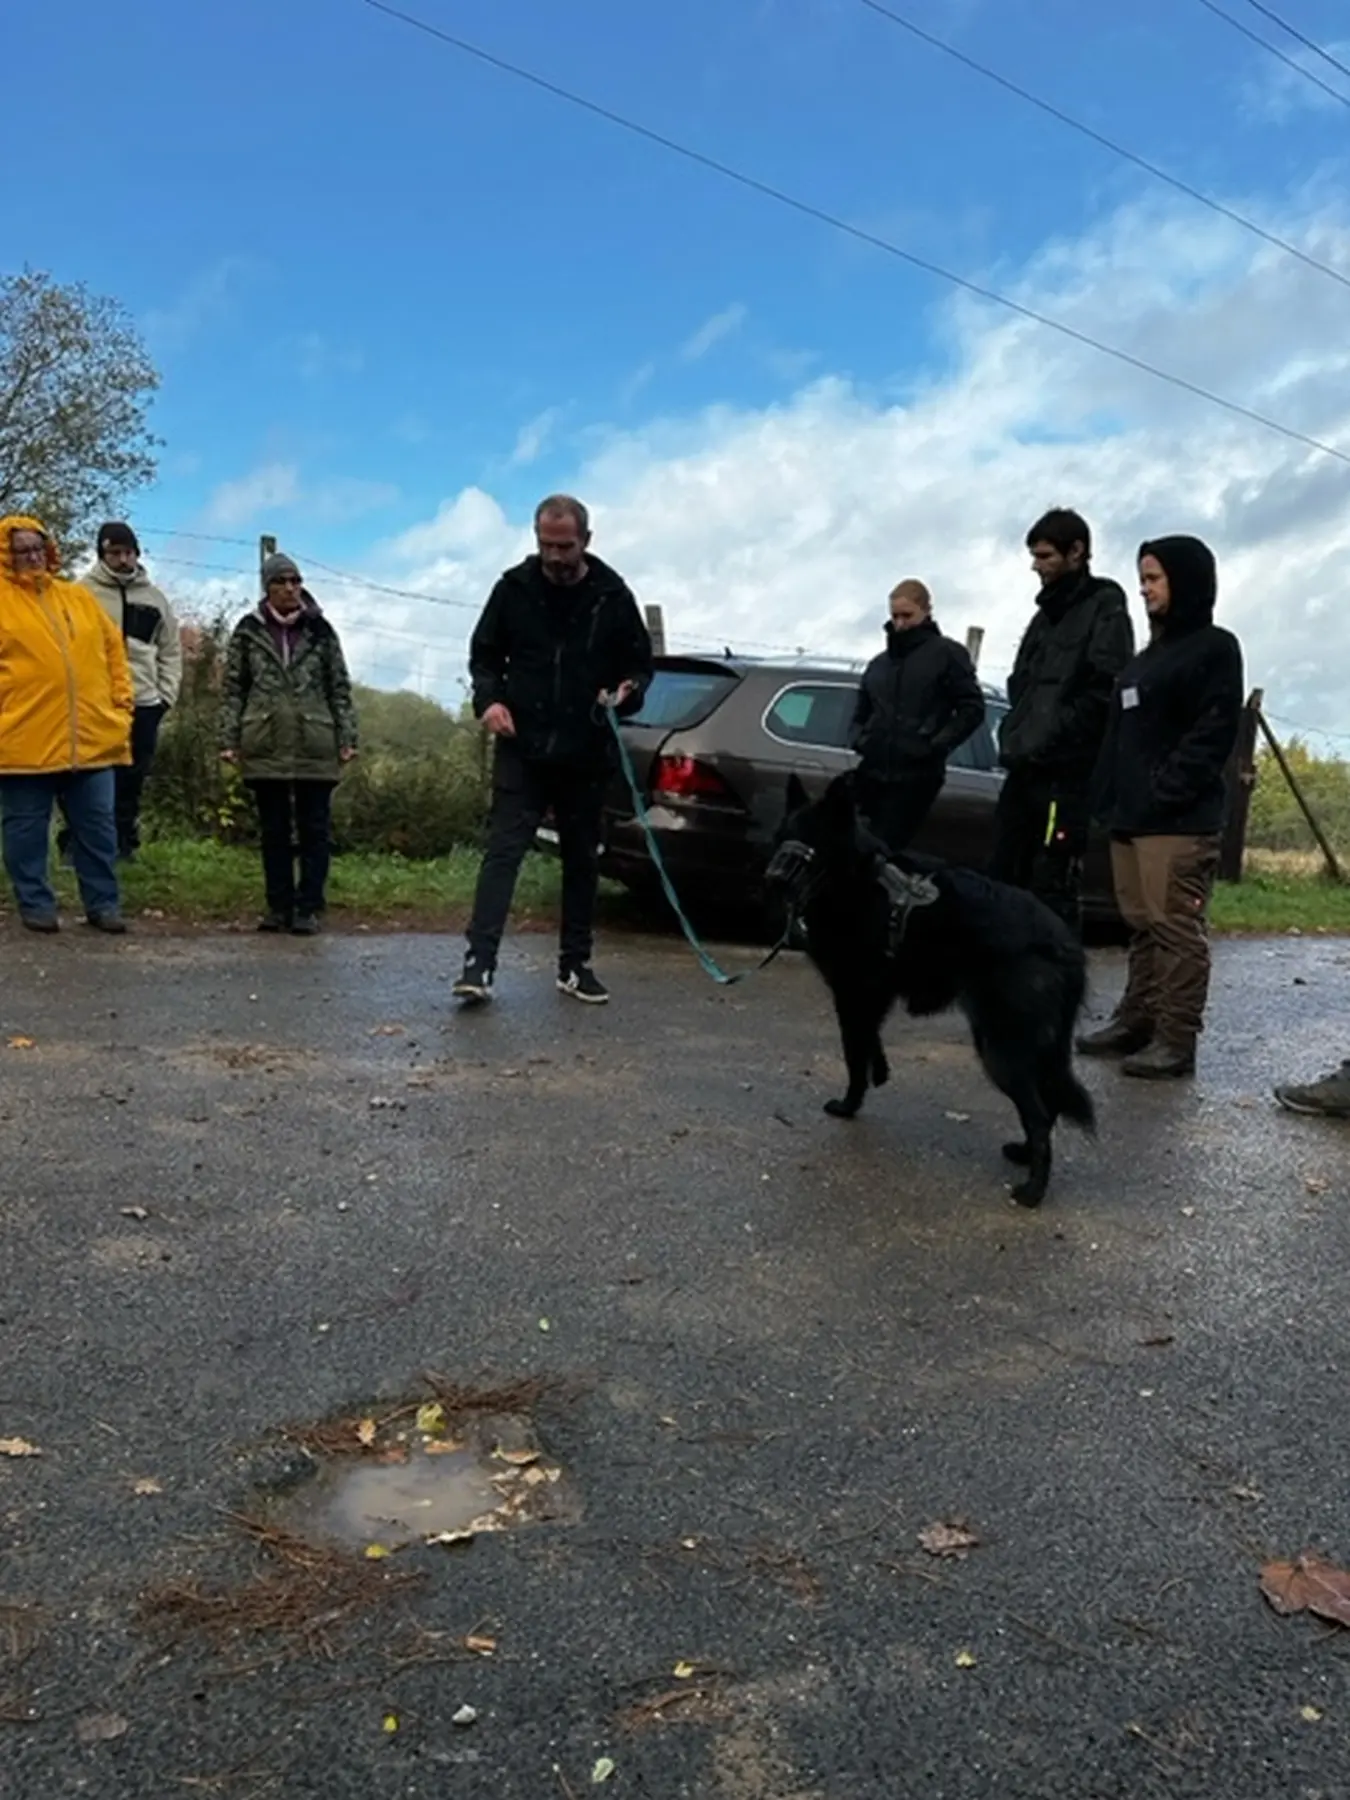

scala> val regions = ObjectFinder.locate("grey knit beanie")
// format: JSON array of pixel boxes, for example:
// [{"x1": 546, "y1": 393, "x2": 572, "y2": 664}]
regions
[{"x1": 261, "y1": 551, "x2": 302, "y2": 588}]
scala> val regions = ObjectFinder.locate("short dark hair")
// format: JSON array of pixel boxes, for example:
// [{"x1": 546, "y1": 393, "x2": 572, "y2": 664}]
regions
[
  {"x1": 534, "y1": 494, "x2": 590, "y2": 536},
  {"x1": 1025, "y1": 508, "x2": 1091, "y2": 560}
]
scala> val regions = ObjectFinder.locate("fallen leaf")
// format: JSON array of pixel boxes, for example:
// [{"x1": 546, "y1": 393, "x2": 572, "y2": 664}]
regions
[
  {"x1": 1231, "y1": 1483, "x2": 1263, "y2": 1503},
  {"x1": 423, "y1": 1438, "x2": 466, "y2": 1457},
  {"x1": 0, "y1": 1437, "x2": 41, "y2": 1458},
  {"x1": 494, "y1": 1446, "x2": 541, "y2": 1466},
  {"x1": 464, "y1": 1634, "x2": 497, "y2": 1656},
  {"x1": 426, "y1": 1528, "x2": 477, "y2": 1547},
  {"x1": 592, "y1": 1757, "x2": 616, "y2": 1783},
  {"x1": 76, "y1": 1712, "x2": 129, "y2": 1744},
  {"x1": 451, "y1": 1703, "x2": 478, "y2": 1727},
  {"x1": 944, "y1": 1110, "x2": 971, "y2": 1123},
  {"x1": 954, "y1": 1649, "x2": 977, "y2": 1668},
  {"x1": 119, "y1": 1205, "x2": 150, "y2": 1222},
  {"x1": 382, "y1": 1712, "x2": 399, "y2": 1734},
  {"x1": 415, "y1": 1401, "x2": 446, "y2": 1436},
  {"x1": 1300, "y1": 1705, "x2": 1324, "y2": 1723},
  {"x1": 538, "y1": 1317, "x2": 551, "y2": 1332},
  {"x1": 918, "y1": 1520, "x2": 982, "y2": 1559},
  {"x1": 370, "y1": 1024, "x2": 406, "y2": 1036},
  {"x1": 6, "y1": 1035, "x2": 35, "y2": 1050},
  {"x1": 364, "y1": 1543, "x2": 392, "y2": 1560},
  {"x1": 1304, "y1": 1176, "x2": 1330, "y2": 1196},
  {"x1": 375, "y1": 1445, "x2": 409, "y2": 1465},
  {"x1": 356, "y1": 1417, "x2": 377, "y2": 1447},
  {"x1": 131, "y1": 1477, "x2": 162, "y2": 1496},
  {"x1": 673, "y1": 1660, "x2": 696, "y2": 1680},
  {"x1": 1261, "y1": 1554, "x2": 1350, "y2": 1628}
]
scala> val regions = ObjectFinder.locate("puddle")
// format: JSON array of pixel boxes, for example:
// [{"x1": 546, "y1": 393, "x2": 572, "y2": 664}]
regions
[{"x1": 279, "y1": 1412, "x2": 573, "y2": 1550}]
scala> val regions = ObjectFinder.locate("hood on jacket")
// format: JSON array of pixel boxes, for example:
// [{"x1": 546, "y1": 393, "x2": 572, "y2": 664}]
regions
[
  {"x1": 1138, "y1": 535, "x2": 1217, "y2": 638},
  {"x1": 1, "y1": 513, "x2": 60, "y2": 586},
  {"x1": 257, "y1": 589, "x2": 323, "y2": 622},
  {"x1": 87, "y1": 556, "x2": 153, "y2": 593},
  {"x1": 503, "y1": 552, "x2": 627, "y2": 596}
]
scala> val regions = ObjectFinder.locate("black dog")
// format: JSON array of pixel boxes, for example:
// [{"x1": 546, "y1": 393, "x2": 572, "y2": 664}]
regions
[{"x1": 767, "y1": 773, "x2": 1095, "y2": 1206}]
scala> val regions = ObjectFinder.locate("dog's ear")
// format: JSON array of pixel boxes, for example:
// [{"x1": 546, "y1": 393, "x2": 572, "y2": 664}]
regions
[
  {"x1": 784, "y1": 772, "x2": 809, "y2": 818},
  {"x1": 820, "y1": 773, "x2": 856, "y2": 821}
]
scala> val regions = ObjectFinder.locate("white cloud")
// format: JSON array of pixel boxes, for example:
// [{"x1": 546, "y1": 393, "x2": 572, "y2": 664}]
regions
[
  {"x1": 204, "y1": 462, "x2": 301, "y2": 528},
  {"x1": 681, "y1": 302, "x2": 748, "y2": 361},
  {"x1": 143, "y1": 258, "x2": 256, "y2": 355},
  {"x1": 1240, "y1": 39, "x2": 1350, "y2": 122},
  {"x1": 509, "y1": 407, "x2": 562, "y2": 467},
  {"x1": 177, "y1": 192, "x2": 1350, "y2": 739}
]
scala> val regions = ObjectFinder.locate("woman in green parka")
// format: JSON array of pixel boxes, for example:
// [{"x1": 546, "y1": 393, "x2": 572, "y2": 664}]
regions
[{"x1": 220, "y1": 552, "x2": 358, "y2": 933}]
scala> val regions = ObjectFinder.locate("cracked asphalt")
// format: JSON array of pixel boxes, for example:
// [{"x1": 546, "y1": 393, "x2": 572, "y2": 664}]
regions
[{"x1": 1, "y1": 923, "x2": 1348, "y2": 1798}]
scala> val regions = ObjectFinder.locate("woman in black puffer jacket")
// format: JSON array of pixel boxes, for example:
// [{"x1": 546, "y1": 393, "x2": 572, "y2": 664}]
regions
[{"x1": 1080, "y1": 535, "x2": 1244, "y2": 1080}]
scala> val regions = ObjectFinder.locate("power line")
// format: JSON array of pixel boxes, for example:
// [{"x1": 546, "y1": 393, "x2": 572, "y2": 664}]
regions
[
  {"x1": 860, "y1": 0, "x2": 1350, "y2": 295},
  {"x1": 1195, "y1": 0, "x2": 1350, "y2": 111},
  {"x1": 358, "y1": 0, "x2": 1350, "y2": 470},
  {"x1": 1240, "y1": 0, "x2": 1350, "y2": 85}
]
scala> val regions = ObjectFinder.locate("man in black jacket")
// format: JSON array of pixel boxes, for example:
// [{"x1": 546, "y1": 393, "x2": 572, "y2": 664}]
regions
[
  {"x1": 454, "y1": 496, "x2": 652, "y2": 1006},
  {"x1": 990, "y1": 508, "x2": 1134, "y2": 933},
  {"x1": 1079, "y1": 534, "x2": 1243, "y2": 1079},
  {"x1": 850, "y1": 579, "x2": 985, "y2": 852}
]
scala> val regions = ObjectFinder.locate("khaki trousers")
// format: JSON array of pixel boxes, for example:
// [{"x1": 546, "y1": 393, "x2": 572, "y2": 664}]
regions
[{"x1": 1110, "y1": 835, "x2": 1220, "y2": 1049}]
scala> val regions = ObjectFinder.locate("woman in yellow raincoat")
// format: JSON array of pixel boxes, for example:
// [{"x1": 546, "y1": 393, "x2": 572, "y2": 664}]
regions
[{"x1": 0, "y1": 514, "x2": 134, "y2": 932}]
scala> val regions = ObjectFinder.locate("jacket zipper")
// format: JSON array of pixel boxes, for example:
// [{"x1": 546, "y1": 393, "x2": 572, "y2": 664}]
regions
[{"x1": 37, "y1": 590, "x2": 81, "y2": 767}]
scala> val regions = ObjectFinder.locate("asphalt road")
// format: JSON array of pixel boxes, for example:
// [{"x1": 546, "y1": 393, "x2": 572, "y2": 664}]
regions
[{"x1": 1, "y1": 925, "x2": 1348, "y2": 1799}]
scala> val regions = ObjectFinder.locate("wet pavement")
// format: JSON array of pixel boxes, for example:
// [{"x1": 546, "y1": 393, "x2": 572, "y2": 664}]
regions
[{"x1": 1, "y1": 925, "x2": 1348, "y2": 1798}]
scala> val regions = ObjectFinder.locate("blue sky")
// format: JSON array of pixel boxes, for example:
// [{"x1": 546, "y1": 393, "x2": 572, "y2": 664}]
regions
[{"x1": 7, "y1": 0, "x2": 1350, "y2": 732}]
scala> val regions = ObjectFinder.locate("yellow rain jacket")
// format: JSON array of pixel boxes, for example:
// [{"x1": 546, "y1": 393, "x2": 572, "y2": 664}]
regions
[{"x1": 0, "y1": 515, "x2": 134, "y2": 776}]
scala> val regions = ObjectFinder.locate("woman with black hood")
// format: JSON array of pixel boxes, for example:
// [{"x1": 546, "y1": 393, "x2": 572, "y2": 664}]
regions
[{"x1": 1079, "y1": 535, "x2": 1244, "y2": 1079}]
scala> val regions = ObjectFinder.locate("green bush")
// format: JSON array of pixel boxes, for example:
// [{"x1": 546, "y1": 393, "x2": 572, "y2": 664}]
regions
[{"x1": 1247, "y1": 741, "x2": 1350, "y2": 854}]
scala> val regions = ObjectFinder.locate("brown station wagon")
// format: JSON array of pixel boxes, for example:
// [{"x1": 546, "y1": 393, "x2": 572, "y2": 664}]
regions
[{"x1": 540, "y1": 653, "x2": 1118, "y2": 928}]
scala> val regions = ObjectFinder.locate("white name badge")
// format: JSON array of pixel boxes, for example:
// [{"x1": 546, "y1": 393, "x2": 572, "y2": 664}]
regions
[{"x1": 1121, "y1": 686, "x2": 1140, "y2": 710}]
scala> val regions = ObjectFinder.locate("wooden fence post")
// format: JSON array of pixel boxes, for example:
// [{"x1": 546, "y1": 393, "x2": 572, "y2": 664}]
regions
[
  {"x1": 1256, "y1": 708, "x2": 1345, "y2": 883},
  {"x1": 1219, "y1": 687, "x2": 1261, "y2": 883}
]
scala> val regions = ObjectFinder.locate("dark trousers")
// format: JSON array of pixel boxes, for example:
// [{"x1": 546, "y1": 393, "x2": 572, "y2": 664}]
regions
[
  {"x1": 467, "y1": 742, "x2": 606, "y2": 971},
  {"x1": 855, "y1": 767, "x2": 944, "y2": 856},
  {"x1": 116, "y1": 703, "x2": 166, "y2": 855},
  {"x1": 249, "y1": 780, "x2": 334, "y2": 920},
  {"x1": 989, "y1": 766, "x2": 1090, "y2": 935}
]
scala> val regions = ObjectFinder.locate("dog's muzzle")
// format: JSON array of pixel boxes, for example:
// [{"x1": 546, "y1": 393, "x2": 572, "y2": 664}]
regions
[{"x1": 765, "y1": 838, "x2": 817, "y2": 892}]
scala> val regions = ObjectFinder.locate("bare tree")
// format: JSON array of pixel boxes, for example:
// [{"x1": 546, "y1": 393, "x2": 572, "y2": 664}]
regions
[{"x1": 0, "y1": 270, "x2": 160, "y2": 558}]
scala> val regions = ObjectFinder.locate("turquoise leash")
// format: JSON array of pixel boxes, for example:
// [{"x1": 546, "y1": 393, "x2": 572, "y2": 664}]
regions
[{"x1": 603, "y1": 703, "x2": 791, "y2": 986}]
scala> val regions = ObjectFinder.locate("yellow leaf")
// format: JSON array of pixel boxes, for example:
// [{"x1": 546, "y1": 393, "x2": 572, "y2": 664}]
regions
[
  {"x1": 415, "y1": 1401, "x2": 446, "y2": 1436},
  {"x1": 673, "y1": 1661, "x2": 696, "y2": 1680},
  {"x1": 364, "y1": 1543, "x2": 391, "y2": 1560},
  {"x1": 356, "y1": 1417, "x2": 377, "y2": 1447},
  {"x1": 1300, "y1": 1705, "x2": 1323, "y2": 1723},
  {"x1": 382, "y1": 1712, "x2": 399, "y2": 1734},
  {"x1": 423, "y1": 1438, "x2": 465, "y2": 1456},
  {"x1": 592, "y1": 1757, "x2": 616, "y2": 1783},
  {"x1": 6, "y1": 1035, "x2": 35, "y2": 1050},
  {"x1": 132, "y1": 1477, "x2": 163, "y2": 1496},
  {"x1": 465, "y1": 1634, "x2": 497, "y2": 1656},
  {"x1": 954, "y1": 1649, "x2": 977, "y2": 1669},
  {"x1": 0, "y1": 1437, "x2": 41, "y2": 1458}
]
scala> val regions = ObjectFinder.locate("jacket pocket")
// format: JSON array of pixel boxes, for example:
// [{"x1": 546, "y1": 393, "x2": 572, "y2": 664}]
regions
[
  {"x1": 298, "y1": 707, "x2": 338, "y2": 763},
  {"x1": 240, "y1": 711, "x2": 275, "y2": 758}
]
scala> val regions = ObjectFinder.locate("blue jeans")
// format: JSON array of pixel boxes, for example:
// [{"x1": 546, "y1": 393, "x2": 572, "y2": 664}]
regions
[{"x1": 1, "y1": 769, "x2": 121, "y2": 920}]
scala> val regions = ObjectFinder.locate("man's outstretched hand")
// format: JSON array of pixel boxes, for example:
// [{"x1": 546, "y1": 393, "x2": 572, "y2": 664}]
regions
[{"x1": 481, "y1": 703, "x2": 516, "y2": 737}]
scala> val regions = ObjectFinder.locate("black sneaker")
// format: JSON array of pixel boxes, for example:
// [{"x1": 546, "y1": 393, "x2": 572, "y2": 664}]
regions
[
  {"x1": 20, "y1": 911, "x2": 60, "y2": 934},
  {"x1": 453, "y1": 956, "x2": 495, "y2": 1004},
  {"x1": 85, "y1": 912, "x2": 128, "y2": 935},
  {"x1": 257, "y1": 911, "x2": 290, "y2": 933},
  {"x1": 291, "y1": 914, "x2": 321, "y2": 936},
  {"x1": 557, "y1": 964, "x2": 609, "y2": 1004}
]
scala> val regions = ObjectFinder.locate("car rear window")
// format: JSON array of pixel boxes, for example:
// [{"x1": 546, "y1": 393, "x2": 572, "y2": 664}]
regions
[{"x1": 628, "y1": 667, "x2": 739, "y2": 730}]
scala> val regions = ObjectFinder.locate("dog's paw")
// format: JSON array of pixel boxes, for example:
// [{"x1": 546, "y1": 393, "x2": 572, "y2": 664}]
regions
[
  {"x1": 1007, "y1": 1177, "x2": 1047, "y2": 1208},
  {"x1": 1001, "y1": 1140, "x2": 1032, "y2": 1166},
  {"x1": 823, "y1": 1097, "x2": 859, "y2": 1120}
]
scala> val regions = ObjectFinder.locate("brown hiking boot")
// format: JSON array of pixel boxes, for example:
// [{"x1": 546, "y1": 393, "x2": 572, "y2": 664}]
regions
[
  {"x1": 1122, "y1": 1040, "x2": 1195, "y2": 1080},
  {"x1": 1076, "y1": 1017, "x2": 1151, "y2": 1057},
  {"x1": 1273, "y1": 1061, "x2": 1350, "y2": 1119}
]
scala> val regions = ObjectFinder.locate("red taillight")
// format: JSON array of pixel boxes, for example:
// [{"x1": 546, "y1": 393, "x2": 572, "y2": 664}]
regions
[{"x1": 651, "y1": 754, "x2": 739, "y2": 804}]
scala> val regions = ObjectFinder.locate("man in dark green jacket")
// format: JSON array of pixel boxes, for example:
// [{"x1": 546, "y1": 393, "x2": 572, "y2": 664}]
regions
[
  {"x1": 990, "y1": 508, "x2": 1133, "y2": 934},
  {"x1": 219, "y1": 553, "x2": 358, "y2": 934}
]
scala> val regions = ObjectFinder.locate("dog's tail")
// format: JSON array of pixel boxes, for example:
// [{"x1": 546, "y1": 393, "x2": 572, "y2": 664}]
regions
[{"x1": 1052, "y1": 1066, "x2": 1096, "y2": 1135}]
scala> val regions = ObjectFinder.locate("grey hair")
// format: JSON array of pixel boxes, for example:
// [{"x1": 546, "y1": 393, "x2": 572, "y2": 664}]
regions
[{"x1": 533, "y1": 493, "x2": 590, "y2": 536}]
